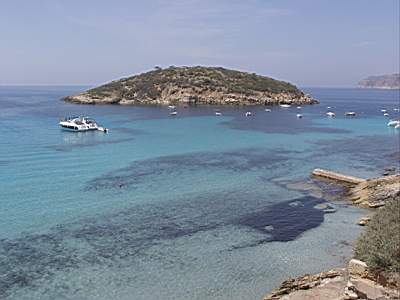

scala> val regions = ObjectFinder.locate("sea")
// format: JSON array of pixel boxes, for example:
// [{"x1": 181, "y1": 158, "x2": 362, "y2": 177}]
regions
[{"x1": 0, "y1": 86, "x2": 399, "y2": 300}]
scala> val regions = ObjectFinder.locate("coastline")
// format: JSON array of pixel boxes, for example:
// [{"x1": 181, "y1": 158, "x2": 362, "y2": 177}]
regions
[{"x1": 262, "y1": 170, "x2": 400, "y2": 300}]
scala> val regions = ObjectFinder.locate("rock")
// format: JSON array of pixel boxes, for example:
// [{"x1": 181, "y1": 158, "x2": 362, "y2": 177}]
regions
[
  {"x1": 314, "y1": 203, "x2": 337, "y2": 213},
  {"x1": 344, "y1": 289, "x2": 359, "y2": 299},
  {"x1": 264, "y1": 225, "x2": 274, "y2": 231},
  {"x1": 347, "y1": 174, "x2": 400, "y2": 208},
  {"x1": 262, "y1": 269, "x2": 345, "y2": 300},
  {"x1": 368, "y1": 201, "x2": 386, "y2": 208},
  {"x1": 349, "y1": 277, "x2": 395, "y2": 300},
  {"x1": 358, "y1": 217, "x2": 371, "y2": 226},
  {"x1": 348, "y1": 259, "x2": 368, "y2": 277}
]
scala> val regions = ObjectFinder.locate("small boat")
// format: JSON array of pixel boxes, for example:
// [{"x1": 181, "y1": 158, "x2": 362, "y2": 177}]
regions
[
  {"x1": 168, "y1": 105, "x2": 176, "y2": 109},
  {"x1": 245, "y1": 111, "x2": 253, "y2": 117},
  {"x1": 327, "y1": 106, "x2": 331, "y2": 109},
  {"x1": 326, "y1": 112, "x2": 336, "y2": 117},
  {"x1": 59, "y1": 116, "x2": 107, "y2": 132},
  {"x1": 345, "y1": 112, "x2": 356, "y2": 116},
  {"x1": 395, "y1": 124, "x2": 400, "y2": 129},
  {"x1": 383, "y1": 113, "x2": 389, "y2": 117},
  {"x1": 264, "y1": 108, "x2": 271, "y2": 112},
  {"x1": 296, "y1": 114, "x2": 303, "y2": 118},
  {"x1": 381, "y1": 109, "x2": 387, "y2": 113},
  {"x1": 215, "y1": 111, "x2": 222, "y2": 116},
  {"x1": 296, "y1": 106, "x2": 302, "y2": 109},
  {"x1": 387, "y1": 120, "x2": 400, "y2": 127},
  {"x1": 279, "y1": 104, "x2": 291, "y2": 108},
  {"x1": 394, "y1": 108, "x2": 400, "y2": 112},
  {"x1": 169, "y1": 111, "x2": 177, "y2": 116}
]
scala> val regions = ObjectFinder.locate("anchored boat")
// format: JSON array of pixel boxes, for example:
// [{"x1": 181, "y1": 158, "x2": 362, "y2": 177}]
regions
[
  {"x1": 59, "y1": 116, "x2": 108, "y2": 133},
  {"x1": 326, "y1": 111, "x2": 336, "y2": 117},
  {"x1": 387, "y1": 120, "x2": 400, "y2": 127}
]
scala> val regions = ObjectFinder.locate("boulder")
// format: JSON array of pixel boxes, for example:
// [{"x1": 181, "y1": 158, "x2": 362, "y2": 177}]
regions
[
  {"x1": 348, "y1": 259, "x2": 368, "y2": 277},
  {"x1": 358, "y1": 217, "x2": 371, "y2": 226}
]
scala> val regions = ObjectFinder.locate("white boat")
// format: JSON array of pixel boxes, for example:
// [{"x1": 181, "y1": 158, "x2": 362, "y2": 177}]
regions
[
  {"x1": 279, "y1": 104, "x2": 291, "y2": 108},
  {"x1": 296, "y1": 114, "x2": 303, "y2": 118},
  {"x1": 265, "y1": 108, "x2": 271, "y2": 112},
  {"x1": 327, "y1": 106, "x2": 331, "y2": 109},
  {"x1": 215, "y1": 111, "x2": 222, "y2": 116},
  {"x1": 395, "y1": 124, "x2": 400, "y2": 129},
  {"x1": 345, "y1": 112, "x2": 356, "y2": 116},
  {"x1": 169, "y1": 111, "x2": 177, "y2": 116},
  {"x1": 394, "y1": 108, "x2": 400, "y2": 112},
  {"x1": 168, "y1": 105, "x2": 176, "y2": 109},
  {"x1": 245, "y1": 111, "x2": 253, "y2": 117},
  {"x1": 387, "y1": 120, "x2": 400, "y2": 127},
  {"x1": 296, "y1": 106, "x2": 302, "y2": 109},
  {"x1": 59, "y1": 116, "x2": 107, "y2": 132},
  {"x1": 384, "y1": 113, "x2": 389, "y2": 116},
  {"x1": 381, "y1": 109, "x2": 387, "y2": 113},
  {"x1": 326, "y1": 112, "x2": 336, "y2": 117}
]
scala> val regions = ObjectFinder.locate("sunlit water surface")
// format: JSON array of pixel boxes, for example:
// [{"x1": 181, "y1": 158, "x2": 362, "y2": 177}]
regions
[{"x1": 0, "y1": 87, "x2": 399, "y2": 300}]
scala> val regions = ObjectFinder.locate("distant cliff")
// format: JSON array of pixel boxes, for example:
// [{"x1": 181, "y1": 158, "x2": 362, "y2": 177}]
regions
[
  {"x1": 358, "y1": 74, "x2": 400, "y2": 89},
  {"x1": 64, "y1": 66, "x2": 318, "y2": 106}
]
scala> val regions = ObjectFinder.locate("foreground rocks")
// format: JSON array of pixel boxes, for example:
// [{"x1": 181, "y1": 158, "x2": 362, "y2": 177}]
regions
[
  {"x1": 348, "y1": 175, "x2": 400, "y2": 208},
  {"x1": 263, "y1": 260, "x2": 400, "y2": 300}
]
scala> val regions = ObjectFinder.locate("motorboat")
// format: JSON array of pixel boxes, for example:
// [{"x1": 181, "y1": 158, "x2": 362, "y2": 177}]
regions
[
  {"x1": 168, "y1": 105, "x2": 176, "y2": 109},
  {"x1": 296, "y1": 106, "x2": 302, "y2": 109},
  {"x1": 169, "y1": 111, "x2": 177, "y2": 116},
  {"x1": 59, "y1": 116, "x2": 108, "y2": 133},
  {"x1": 387, "y1": 120, "x2": 400, "y2": 127},
  {"x1": 215, "y1": 111, "x2": 222, "y2": 116},
  {"x1": 326, "y1": 112, "x2": 336, "y2": 117},
  {"x1": 296, "y1": 114, "x2": 303, "y2": 118},
  {"x1": 383, "y1": 113, "x2": 389, "y2": 117},
  {"x1": 345, "y1": 112, "x2": 356, "y2": 116},
  {"x1": 245, "y1": 111, "x2": 253, "y2": 117},
  {"x1": 381, "y1": 109, "x2": 387, "y2": 113},
  {"x1": 394, "y1": 108, "x2": 400, "y2": 112},
  {"x1": 265, "y1": 108, "x2": 271, "y2": 112},
  {"x1": 279, "y1": 104, "x2": 291, "y2": 108}
]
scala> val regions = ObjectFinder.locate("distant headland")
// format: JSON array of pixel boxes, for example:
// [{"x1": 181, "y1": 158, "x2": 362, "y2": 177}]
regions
[
  {"x1": 358, "y1": 73, "x2": 400, "y2": 89},
  {"x1": 63, "y1": 66, "x2": 318, "y2": 106}
]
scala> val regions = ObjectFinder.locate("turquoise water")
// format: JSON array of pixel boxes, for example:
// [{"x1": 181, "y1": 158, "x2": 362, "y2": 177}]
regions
[{"x1": 0, "y1": 87, "x2": 399, "y2": 299}]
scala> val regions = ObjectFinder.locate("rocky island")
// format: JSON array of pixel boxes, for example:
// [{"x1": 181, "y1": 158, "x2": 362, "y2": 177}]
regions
[
  {"x1": 358, "y1": 74, "x2": 400, "y2": 89},
  {"x1": 64, "y1": 66, "x2": 318, "y2": 106}
]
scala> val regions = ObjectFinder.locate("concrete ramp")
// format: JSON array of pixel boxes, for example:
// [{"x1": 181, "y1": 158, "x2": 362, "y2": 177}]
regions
[{"x1": 312, "y1": 169, "x2": 365, "y2": 185}]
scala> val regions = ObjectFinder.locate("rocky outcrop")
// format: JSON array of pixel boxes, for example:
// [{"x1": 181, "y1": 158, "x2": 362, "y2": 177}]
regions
[
  {"x1": 358, "y1": 74, "x2": 400, "y2": 90},
  {"x1": 63, "y1": 66, "x2": 318, "y2": 106},
  {"x1": 348, "y1": 174, "x2": 400, "y2": 208},
  {"x1": 262, "y1": 260, "x2": 400, "y2": 300},
  {"x1": 262, "y1": 269, "x2": 346, "y2": 300}
]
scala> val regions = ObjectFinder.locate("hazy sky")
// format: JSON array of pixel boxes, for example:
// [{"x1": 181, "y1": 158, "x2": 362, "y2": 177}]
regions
[{"x1": 1, "y1": 0, "x2": 399, "y2": 86}]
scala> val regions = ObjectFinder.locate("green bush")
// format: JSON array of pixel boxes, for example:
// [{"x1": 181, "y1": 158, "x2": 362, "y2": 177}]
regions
[{"x1": 354, "y1": 197, "x2": 400, "y2": 272}]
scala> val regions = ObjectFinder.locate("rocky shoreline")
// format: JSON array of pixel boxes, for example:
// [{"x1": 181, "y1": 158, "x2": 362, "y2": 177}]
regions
[
  {"x1": 64, "y1": 90, "x2": 317, "y2": 106},
  {"x1": 262, "y1": 171, "x2": 400, "y2": 300}
]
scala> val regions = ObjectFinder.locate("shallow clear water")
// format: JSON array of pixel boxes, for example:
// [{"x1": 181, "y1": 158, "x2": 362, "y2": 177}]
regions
[{"x1": 0, "y1": 86, "x2": 399, "y2": 300}]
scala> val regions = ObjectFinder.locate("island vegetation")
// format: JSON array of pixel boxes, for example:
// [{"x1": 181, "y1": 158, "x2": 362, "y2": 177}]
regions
[{"x1": 64, "y1": 66, "x2": 318, "y2": 106}]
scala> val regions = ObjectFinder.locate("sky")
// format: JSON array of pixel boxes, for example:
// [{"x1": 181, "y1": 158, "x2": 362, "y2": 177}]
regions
[{"x1": 0, "y1": 0, "x2": 399, "y2": 87}]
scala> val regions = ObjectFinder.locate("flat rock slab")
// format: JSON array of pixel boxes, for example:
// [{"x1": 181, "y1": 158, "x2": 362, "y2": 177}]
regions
[{"x1": 278, "y1": 276, "x2": 346, "y2": 300}]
